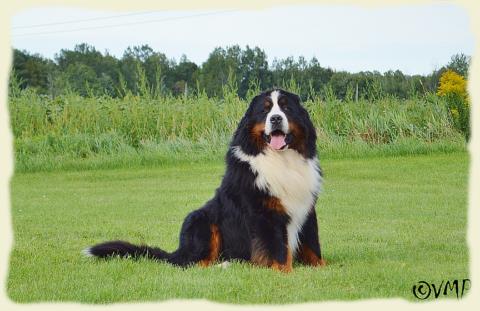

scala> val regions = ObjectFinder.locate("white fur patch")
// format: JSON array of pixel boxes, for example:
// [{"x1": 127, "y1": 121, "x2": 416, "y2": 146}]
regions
[
  {"x1": 232, "y1": 146, "x2": 322, "y2": 255},
  {"x1": 216, "y1": 261, "x2": 231, "y2": 269},
  {"x1": 265, "y1": 90, "x2": 289, "y2": 135},
  {"x1": 81, "y1": 247, "x2": 93, "y2": 257}
]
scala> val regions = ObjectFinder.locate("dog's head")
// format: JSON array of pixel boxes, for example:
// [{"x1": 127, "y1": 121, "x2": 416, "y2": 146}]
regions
[{"x1": 232, "y1": 89, "x2": 317, "y2": 158}]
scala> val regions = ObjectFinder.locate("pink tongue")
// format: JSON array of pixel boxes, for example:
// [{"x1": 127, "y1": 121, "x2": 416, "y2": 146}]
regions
[{"x1": 269, "y1": 134, "x2": 286, "y2": 150}]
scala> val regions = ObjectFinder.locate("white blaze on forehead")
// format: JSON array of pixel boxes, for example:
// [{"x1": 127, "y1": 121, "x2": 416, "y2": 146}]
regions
[
  {"x1": 270, "y1": 90, "x2": 281, "y2": 106},
  {"x1": 265, "y1": 90, "x2": 289, "y2": 135}
]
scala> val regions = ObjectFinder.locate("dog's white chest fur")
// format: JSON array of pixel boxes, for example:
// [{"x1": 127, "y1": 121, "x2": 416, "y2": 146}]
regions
[{"x1": 233, "y1": 147, "x2": 322, "y2": 254}]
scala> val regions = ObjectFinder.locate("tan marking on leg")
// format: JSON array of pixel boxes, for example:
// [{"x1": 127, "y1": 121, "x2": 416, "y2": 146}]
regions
[
  {"x1": 271, "y1": 247, "x2": 293, "y2": 273},
  {"x1": 252, "y1": 239, "x2": 293, "y2": 273},
  {"x1": 251, "y1": 238, "x2": 271, "y2": 267},
  {"x1": 298, "y1": 244, "x2": 326, "y2": 267},
  {"x1": 198, "y1": 224, "x2": 221, "y2": 267}
]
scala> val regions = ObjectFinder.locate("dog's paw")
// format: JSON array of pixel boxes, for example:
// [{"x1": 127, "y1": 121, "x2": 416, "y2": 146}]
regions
[{"x1": 216, "y1": 261, "x2": 231, "y2": 269}]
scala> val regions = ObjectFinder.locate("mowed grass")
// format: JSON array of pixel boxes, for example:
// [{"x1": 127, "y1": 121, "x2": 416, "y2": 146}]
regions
[{"x1": 7, "y1": 152, "x2": 469, "y2": 304}]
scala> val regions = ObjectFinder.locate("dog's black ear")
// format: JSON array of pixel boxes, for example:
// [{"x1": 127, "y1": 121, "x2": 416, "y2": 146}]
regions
[
  {"x1": 284, "y1": 91, "x2": 302, "y2": 106},
  {"x1": 249, "y1": 94, "x2": 263, "y2": 105},
  {"x1": 244, "y1": 93, "x2": 263, "y2": 115},
  {"x1": 293, "y1": 93, "x2": 302, "y2": 105},
  {"x1": 235, "y1": 93, "x2": 262, "y2": 132},
  {"x1": 230, "y1": 93, "x2": 263, "y2": 152}
]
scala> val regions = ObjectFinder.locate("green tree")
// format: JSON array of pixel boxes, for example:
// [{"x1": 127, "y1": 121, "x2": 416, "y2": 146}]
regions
[
  {"x1": 55, "y1": 43, "x2": 119, "y2": 96},
  {"x1": 171, "y1": 55, "x2": 199, "y2": 96},
  {"x1": 199, "y1": 46, "x2": 242, "y2": 97},
  {"x1": 237, "y1": 46, "x2": 271, "y2": 98},
  {"x1": 447, "y1": 53, "x2": 471, "y2": 78},
  {"x1": 12, "y1": 49, "x2": 56, "y2": 93}
]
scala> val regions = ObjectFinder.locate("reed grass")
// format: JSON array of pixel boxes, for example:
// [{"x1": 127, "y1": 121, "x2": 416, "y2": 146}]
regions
[{"x1": 9, "y1": 88, "x2": 465, "y2": 172}]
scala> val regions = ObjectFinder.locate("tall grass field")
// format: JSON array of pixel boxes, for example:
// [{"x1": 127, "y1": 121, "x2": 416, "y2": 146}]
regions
[
  {"x1": 7, "y1": 88, "x2": 469, "y2": 303},
  {"x1": 9, "y1": 89, "x2": 465, "y2": 172}
]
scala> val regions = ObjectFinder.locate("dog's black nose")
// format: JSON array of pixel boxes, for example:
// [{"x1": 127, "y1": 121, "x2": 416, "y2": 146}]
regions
[{"x1": 270, "y1": 114, "x2": 283, "y2": 125}]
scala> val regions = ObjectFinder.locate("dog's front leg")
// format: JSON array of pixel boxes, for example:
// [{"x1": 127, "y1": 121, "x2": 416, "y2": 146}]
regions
[
  {"x1": 250, "y1": 213, "x2": 292, "y2": 273},
  {"x1": 296, "y1": 208, "x2": 326, "y2": 267}
]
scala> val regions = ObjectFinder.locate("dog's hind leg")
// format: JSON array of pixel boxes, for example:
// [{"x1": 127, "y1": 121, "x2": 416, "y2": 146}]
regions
[{"x1": 167, "y1": 208, "x2": 222, "y2": 267}]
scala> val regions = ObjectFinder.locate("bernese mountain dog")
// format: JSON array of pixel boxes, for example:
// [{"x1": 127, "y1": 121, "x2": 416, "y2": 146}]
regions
[{"x1": 84, "y1": 89, "x2": 325, "y2": 272}]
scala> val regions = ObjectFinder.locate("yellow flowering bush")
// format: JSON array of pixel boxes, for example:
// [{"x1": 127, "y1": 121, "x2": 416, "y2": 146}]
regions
[
  {"x1": 437, "y1": 69, "x2": 470, "y2": 139},
  {"x1": 437, "y1": 69, "x2": 468, "y2": 98}
]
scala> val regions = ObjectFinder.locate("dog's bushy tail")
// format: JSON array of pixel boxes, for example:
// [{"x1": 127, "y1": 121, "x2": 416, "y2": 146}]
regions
[
  {"x1": 83, "y1": 240, "x2": 171, "y2": 261},
  {"x1": 83, "y1": 207, "x2": 219, "y2": 267}
]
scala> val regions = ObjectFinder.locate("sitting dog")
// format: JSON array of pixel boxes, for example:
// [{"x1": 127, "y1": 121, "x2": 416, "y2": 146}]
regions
[{"x1": 84, "y1": 89, "x2": 326, "y2": 272}]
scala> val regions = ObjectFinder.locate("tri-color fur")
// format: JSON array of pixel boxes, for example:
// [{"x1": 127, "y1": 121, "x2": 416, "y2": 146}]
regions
[{"x1": 85, "y1": 89, "x2": 326, "y2": 272}]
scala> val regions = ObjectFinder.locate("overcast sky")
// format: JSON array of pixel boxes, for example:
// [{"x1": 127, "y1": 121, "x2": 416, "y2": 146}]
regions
[{"x1": 10, "y1": 4, "x2": 474, "y2": 75}]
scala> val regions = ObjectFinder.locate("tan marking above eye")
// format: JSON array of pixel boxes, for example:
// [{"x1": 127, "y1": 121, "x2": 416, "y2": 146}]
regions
[{"x1": 264, "y1": 100, "x2": 272, "y2": 108}]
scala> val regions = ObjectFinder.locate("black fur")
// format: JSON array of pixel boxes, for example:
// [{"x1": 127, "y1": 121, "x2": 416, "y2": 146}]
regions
[{"x1": 86, "y1": 89, "x2": 325, "y2": 271}]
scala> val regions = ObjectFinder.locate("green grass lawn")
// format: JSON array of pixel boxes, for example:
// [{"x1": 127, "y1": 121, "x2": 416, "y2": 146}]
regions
[{"x1": 7, "y1": 152, "x2": 469, "y2": 304}]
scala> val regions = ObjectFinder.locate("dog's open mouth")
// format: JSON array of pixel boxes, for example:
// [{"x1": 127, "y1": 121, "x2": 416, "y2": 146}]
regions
[{"x1": 264, "y1": 130, "x2": 288, "y2": 150}]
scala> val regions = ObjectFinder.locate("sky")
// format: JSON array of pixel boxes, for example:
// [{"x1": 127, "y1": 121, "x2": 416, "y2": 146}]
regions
[{"x1": 10, "y1": 4, "x2": 475, "y2": 75}]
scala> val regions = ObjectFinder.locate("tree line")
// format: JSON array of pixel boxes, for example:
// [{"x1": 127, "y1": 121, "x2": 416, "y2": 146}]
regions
[{"x1": 11, "y1": 43, "x2": 470, "y2": 100}]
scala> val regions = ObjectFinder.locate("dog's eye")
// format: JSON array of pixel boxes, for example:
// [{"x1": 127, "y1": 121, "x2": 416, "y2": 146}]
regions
[{"x1": 278, "y1": 97, "x2": 289, "y2": 111}]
